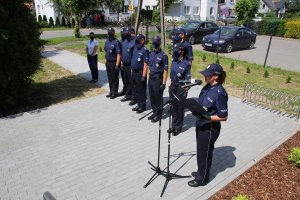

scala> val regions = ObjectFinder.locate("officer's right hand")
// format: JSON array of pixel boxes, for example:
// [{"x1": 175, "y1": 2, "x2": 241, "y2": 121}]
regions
[
  {"x1": 115, "y1": 64, "x2": 120, "y2": 70},
  {"x1": 141, "y1": 76, "x2": 146, "y2": 83},
  {"x1": 160, "y1": 84, "x2": 166, "y2": 92}
]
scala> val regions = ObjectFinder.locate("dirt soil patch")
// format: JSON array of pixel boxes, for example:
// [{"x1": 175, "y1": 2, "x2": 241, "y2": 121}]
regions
[{"x1": 210, "y1": 131, "x2": 300, "y2": 200}]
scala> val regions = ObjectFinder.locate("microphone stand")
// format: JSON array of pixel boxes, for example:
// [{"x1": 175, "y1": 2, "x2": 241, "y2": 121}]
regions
[{"x1": 140, "y1": 85, "x2": 191, "y2": 197}]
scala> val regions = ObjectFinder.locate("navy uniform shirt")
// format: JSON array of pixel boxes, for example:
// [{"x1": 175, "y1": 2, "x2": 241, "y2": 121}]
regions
[
  {"x1": 121, "y1": 37, "x2": 136, "y2": 65},
  {"x1": 149, "y1": 49, "x2": 168, "y2": 75},
  {"x1": 197, "y1": 83, "x2": 228, "y2": 124},
  {"x1": 170, "y1": 59, "x2": 191, "y2": 82},
  {"x1": 131, "y1": 45, "x2": 149, "y2": 70},
  {"x1": 173, "y1": 41, "x2": 193, "y2": 62},
  {"x1": 104, "y1": 38, "x2": 121, "y2": 61}
]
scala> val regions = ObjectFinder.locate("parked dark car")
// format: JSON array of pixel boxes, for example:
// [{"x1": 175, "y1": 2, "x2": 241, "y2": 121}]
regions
[
  {"x1": 169, "y1": 20, "x2": 219, "y2": 45},
  {"x1": 202, "y1": 26, "x2": 257, "y2": 53}
]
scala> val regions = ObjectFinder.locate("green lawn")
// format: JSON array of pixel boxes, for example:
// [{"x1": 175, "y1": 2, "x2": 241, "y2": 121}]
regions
[
  {"x1": 41, "y1": 27, "x2": 71, "y2": 31},
  {"x1": 48, "y1": 36, "x2": 300, "y2": 98},
  {"x1": 1, "y1": 58, "x2": 104, "y2": 117}
]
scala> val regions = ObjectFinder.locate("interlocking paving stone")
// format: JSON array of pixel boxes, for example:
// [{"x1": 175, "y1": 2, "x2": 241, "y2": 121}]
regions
[{"x1": 0, "y1": 49, "x2": 299, "y2": 200}]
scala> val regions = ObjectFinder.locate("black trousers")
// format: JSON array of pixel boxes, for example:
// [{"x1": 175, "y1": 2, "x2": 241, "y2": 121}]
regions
[
  {"x1": 122, "y1": 65, "x2": 133, "y2": 99},
  {"x1": 169, "y1": 84, "x2": 187, "y2": 131},
  {"x1": 106, "y1": 61, "x2": 119, "y2": 95},
  {"x1": 132, "y1": 69, "x2": 147, "y2": 108},
  {"x1": 195, "y1": 122, "x2": 221, "y2": 183},
  {"x1": 119, "y1": 66, "x2": 126, "y2": 92},
  {"x1": 148, "y1": 75, "x2": 163, "y2": 112},
  {"x1": 87, "y1": 55, "x2": 98, "y2": 81}
]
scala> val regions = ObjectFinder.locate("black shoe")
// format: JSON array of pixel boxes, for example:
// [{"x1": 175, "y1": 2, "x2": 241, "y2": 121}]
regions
[
  {"x1": 132, "y1": 105, "x2": 140, "y2": 111},
  {"x1": 89, "y1": 80, "x2": 95, "y2": 83},
  {"x1": 129, "y1": 100, "x2": 137, "y2": 106},
  {"x1": 151, "y1": 115, "x2": 160, "y2": 123},
  {"x1": 110, "y1": 94, "x2": 118, "y2": 99},
  {"x1": 188, "y1": 180, "x2": 208, "y2": 187},
  {"x1": 136, "y1": 107, "x2": 146, "y2": 113},
  {"x1": 106, "y1": 94, "x2": 111, "y2": 98},
  {"x1": 147, "y1": 113, "x2": 155, "y2": 120},
  {"x1": 118, "y1": 90, "x2": 125, "y2": 96},
  {"x1": 167, "y1": 128, "x2": 175, "y2": 133},
  {"x1": 172, "y1": 129, "x2": 180, "y2": 136},
  {"x1": 121, "y1": 97, "x2": 131, "y2": 102}
]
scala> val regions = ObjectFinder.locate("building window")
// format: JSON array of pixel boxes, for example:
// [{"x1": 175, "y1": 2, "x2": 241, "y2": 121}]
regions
[
  {"x1": 37, "y1": 5, "x2": 40, "y2": 14},
  {"x1": 124, "y1": 5, "x2": 129, "y2": 13},
  {"x1": 145, "y1": 6, "x2": 150, "y2": 10},
  {"x1": 262, "y1": 4, "x2": 265, "y2": 9},
  {"x1": 210, "y1": 7, "x2": 214, "y2": 15},
  {"x1": 230, "y1": 0, "x2": 234, "y2": 3},
  {"x1": 193, "y1": 6, "x2": 199, "y2": 15},
  {"x1": 184, "y1": 6, "x2": 190, "y2": 14},
  {"x1": 152, "y1": 6, "x2": 157, "y2": 10}
]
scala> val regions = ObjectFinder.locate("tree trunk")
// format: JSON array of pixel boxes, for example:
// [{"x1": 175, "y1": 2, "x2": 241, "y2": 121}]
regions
[
  {"x1": 160, "y1": 0, "x2": 166, "y2": 48},
  {"x1": 134, "y1": 0, "x2": 143, "y2": 34}
]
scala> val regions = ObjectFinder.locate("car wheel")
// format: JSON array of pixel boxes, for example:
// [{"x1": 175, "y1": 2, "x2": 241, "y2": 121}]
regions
[
  {"x1": 189, "y1": 36, "x2": 195, "y2": 45},
  {"x1": 249, "y1": 41, "x2": 255, "y2": 49},
  {"x1": 225, "y1": 43, "x2": 233, "y2": 53}
]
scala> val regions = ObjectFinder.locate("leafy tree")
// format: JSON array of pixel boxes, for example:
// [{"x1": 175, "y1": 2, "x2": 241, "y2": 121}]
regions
[
  {"x1": 286, "y1": 0, "x2": 300, "y2": 13},
  {"x1": 0, "y1": 0, "x2": 42, "y2": 111},
  {"x1": 42, "y1": 14, "x2": 48, "y2": 22},
  {"x1": 103, "y1": 0, "x2": 124, "y2": 23},
  {"x1": 55, "y1": 16, "x2": 60, "y2": 26},
  {"x1": 38, "y1": 15, "x2": 43, "y2": 23},
  {"x1": 235, "y1": 0, "x2": 259, "y2": 25}
]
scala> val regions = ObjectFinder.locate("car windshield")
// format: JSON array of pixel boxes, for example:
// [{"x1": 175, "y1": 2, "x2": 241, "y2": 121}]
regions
[
  {"x1": 182, "y1": 22, "x2": 200, "y2": 29},
  {"x1": 215, "y1": 28, "x2": 237, "y2": 36}
]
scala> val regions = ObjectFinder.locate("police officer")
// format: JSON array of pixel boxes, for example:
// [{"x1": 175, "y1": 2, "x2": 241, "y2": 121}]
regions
[
  {"x1": 86, "y1": 32, "x2": 99, "y2": 83},
  {"x1": 173, "y1": 29, "x2": 193, "y2": 64},
  {"x1": 131, "y1": 34, "x2": 149, "y2": 113},
  {"x1": 168, "y1": 44, "x2": 191, "y2": 136},
  {"x1": 104, "y1": 28, "x2": 121, "y2": 99},
  {"x1": 188, "y1": 63, "x2": 228, "y2": 187},
  {"x1": 120, "y1": 27, "x2": 136, "y2": 103},
  {"x1": 118, "y1": 29, "x2": 127, "y2": 97},
  {"x1": 148, "y1": 36, "x2": 168, "y2": 122}
]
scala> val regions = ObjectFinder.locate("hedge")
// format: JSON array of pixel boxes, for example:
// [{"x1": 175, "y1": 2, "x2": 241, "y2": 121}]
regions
[{"x1": 285, "y1": 20, "x2": 300, "y2": 39}]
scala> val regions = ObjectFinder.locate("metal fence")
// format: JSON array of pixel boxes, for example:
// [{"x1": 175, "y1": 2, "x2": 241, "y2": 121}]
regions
[{"x1": 242, "y1": 82, "x2": 300, "y2": 121}]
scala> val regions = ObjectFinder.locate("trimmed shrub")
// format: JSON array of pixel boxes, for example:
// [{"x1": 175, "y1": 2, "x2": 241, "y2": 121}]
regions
[
  {"x1": 264, "y1": 70, "x2": 269, "y2": 78},
  {"x1": 61, "y1": 17, "x2": 66, "y2": 27},
  {"x1": 286, "y1": 76, "x2": 292, "y2": 83},
  {"x1": 246, "y1": 67, "x2": 251, "y2": 73},
  {"x1": 285, "y1": 20, "x2": 300, "y2": 39},
  {"x1": 275, "y1": 20, "x2": 286, "y2": 37},
  {"x1": 216, "y1": 58, "x2": 220, "y2": 64},
  {"x1": 0, "y1": 0, "x2": 42, "y2": 111},
  {"x1": 49, "y1": 17, "x2": 54, "y2": 27},
  {"x1": 232, "y1": 194, "x2": 249, "y2": 200},
  {"x1": 38, "y1": 15, "x2": 42, "y2": 23},
  {"x1": 55, "y1": 17, "x2": 60, "y2": 26},
  {"x1": 258, "y1": 19, "x2": 286, "y2": 36},
  {"x1": 202, "y1": 54, "x2": 207, "y2": 62},
  {"x1": 288, "y1": 147, "x2": 300, "y2": 167},
  {"x1": 42, "y1": 14, "x2": 47, "y2": 23},
  {"x1": 230, "y1": 62, "x2": 235, "y2": 69}
]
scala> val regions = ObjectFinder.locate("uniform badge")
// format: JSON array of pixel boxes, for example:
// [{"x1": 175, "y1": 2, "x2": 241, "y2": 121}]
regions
[
  {"x1": 177, "y1": 73, "x2": 181, "y2": 77},
  {"x1": 109, "y1": 50, "x2": 113, "y2": 53},
  {"x1": 138, "y1": 58, "x2": 141, "y2": 62},
  {"x1": 155, "y1": 63, "x2": 159, "y2": 67},
  {"x1": 127, "y1": 49, "x2": 130, "y2": 52}
]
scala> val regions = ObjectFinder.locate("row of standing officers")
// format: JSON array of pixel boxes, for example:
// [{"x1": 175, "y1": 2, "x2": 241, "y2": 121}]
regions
[{"x1": 98, "y1": 27, "x2": 228, "y2": 188}]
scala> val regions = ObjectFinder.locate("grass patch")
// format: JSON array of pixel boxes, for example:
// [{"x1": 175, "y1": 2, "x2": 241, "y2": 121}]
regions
[
  {"x1": 1, "y1": 58, "x2": 104, "y2": 117},
  {"x1": 47, "y1": 36, "x2": 300, "y2": 98}
]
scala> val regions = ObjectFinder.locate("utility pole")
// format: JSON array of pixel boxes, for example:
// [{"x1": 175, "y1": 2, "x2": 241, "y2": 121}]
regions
[
  {"x1": 135, "y1": 0, "x2": 143, "y2": 34},
  {"x1": 160, "y1": 0, "x2": 166, "y2": 48}
]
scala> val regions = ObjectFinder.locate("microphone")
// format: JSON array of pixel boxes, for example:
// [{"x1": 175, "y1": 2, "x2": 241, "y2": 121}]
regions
[{"x1": 181, "y1": 80, "x2": 202, "y2": 88}]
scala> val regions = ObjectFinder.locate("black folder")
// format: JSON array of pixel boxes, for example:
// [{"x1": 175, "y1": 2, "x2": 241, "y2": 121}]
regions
[{"x1": 183, "y1": 98, "x2": 209, "y2": 116}]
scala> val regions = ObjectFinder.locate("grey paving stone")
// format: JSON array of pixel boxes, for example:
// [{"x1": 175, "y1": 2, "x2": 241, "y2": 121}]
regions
[{"x1": 0, "y1": 49, "x2": 299, "y2": 200}]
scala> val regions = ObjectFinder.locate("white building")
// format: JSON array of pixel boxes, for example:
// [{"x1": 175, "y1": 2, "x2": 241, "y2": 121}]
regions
[{"x1": 34, "y1": 0, "x2": 58, "y2": 22}]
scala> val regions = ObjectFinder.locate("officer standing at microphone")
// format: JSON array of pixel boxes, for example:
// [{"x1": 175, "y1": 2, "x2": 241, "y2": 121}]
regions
[
  {"x1": 168, "y1": 44, "x2": 191, "y2": 136},
  {"x1": 148, "y1": 36, "x2": 168, "y2": 122},
  {"x1": 188, "y1": 63, "x2": 228, "y2": 187},
  {"x1": 104, "y1": 28, "x2": 121, "y2": 99},
  {"x1": 131, "y1": 34, "x2": 149, "y2": 113},
  {"x1": 120, "y1": 27, "x2": 136, "y2": 103},
  {"x1": 173, "y1": 29, "x2": 193, "y2": 65}
]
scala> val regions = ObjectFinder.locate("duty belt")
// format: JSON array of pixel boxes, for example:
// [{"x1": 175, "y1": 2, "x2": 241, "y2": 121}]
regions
[
  {"x1": 132, "y1": 68, "x2": 143, "y2": 73},
  {"x1": 149, "y1": 74, "x2": 163, "y2": 80}
]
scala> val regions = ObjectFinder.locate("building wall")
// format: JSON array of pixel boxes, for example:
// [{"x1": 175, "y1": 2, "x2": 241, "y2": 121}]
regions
[
  {"x1": 258, "y1": 0, "x2": 271, "y2": 13},
  {"x1": 142, "y1": 0, "x2": 157, "y2": 10},
  {"x1": 34, "y1": 0, "x2": 57, "y2": 22}
]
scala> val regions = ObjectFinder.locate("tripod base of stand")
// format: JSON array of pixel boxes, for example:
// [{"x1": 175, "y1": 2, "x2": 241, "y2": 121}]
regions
[
  {"x1": 160, "y1": 172, "x2": 191, "y2": 197},
  {"x1": 144, "y1": 161, "x2": 163, "y2": 188}
]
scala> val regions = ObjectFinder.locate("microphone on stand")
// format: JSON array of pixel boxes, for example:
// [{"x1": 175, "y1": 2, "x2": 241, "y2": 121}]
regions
[{"x1": 181, "y1": 79, "x2": 202, "y2": 88}]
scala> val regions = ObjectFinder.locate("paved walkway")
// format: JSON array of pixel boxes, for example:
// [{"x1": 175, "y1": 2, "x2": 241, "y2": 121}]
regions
[{"x1": 0, "y1": 49, "x2": 299, "y2": 200}]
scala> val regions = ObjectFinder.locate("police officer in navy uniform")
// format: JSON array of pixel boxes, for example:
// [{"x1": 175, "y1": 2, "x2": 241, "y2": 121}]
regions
[
  {"x1": 104, "y1": 28, "x2": 121, "y2": 99},
  {"x1": 173, "y1": 29, "x2": 193, "y2": 65},
  {"x1": 131, "y1": 34, "x2": 149, "y2": 113},
  {"x1": 148, "y1": 36, "x2": 168, "y2": 122},
  {"x1": 118, "y1": 29, "x2": 127, "y2": 97},
  {"x1": 188, "y1": 63, "x2": 228, "y2": 187},
  {"x1": 120, "y1": 27, "x2": 136, "y2": 103},
  {"x1": 168, "y1": 44, "x2": 191, "y2": 136}
]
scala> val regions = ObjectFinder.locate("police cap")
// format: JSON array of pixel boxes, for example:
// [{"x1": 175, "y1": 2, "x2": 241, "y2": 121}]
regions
[
  {"x1": 200, "y1": 63, "x2": 224, "y2": 77},
  {"x1": 107, "y1": 27, "x2": 115, "y2": 34},
  {"x1": 152, "y1": 36, "x2": 161, "y2": 43}
]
